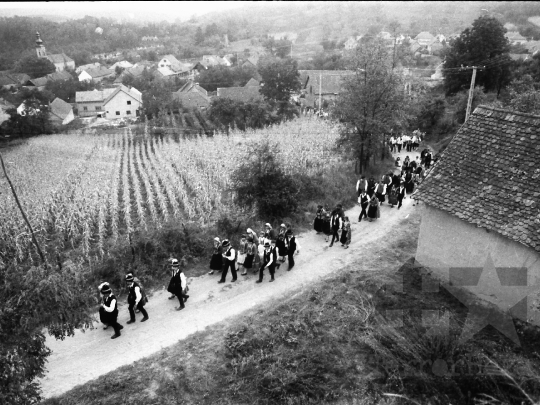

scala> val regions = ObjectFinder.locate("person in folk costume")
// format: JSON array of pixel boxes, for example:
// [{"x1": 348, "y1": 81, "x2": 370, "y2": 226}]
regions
[
  {"x1": 98, "y1": 283, "x2": 124, "y2": 339},
  {"x1": 367, "y1": 176, "x2": 376, "y2": 197},
  {"x1": 264, "y1": 223, "x2": 278, "y2": 241},
  {"x1": 285, "y1": 228, "x2": 300, "y2": 270},
  {"x1": 314, "y1": 205, "x2": 324, "y2": 233},
  {"x1": 425, "y1": 150, "x2": 433, "y2": 169},
  {"x1": 219, "y1": 239, "x2": 237, "y2": 283},
  {"x1": 358, "y1": 189, "x2": 370, "y2": 222},
  {"x1": 389, "y1": 135, "x2": 396, "y2": 153},
  {"x1": 237, "y1": 234, "x2": 248, "y2": 275},
  {"x1": 208, "y1": 237, "x2": 223, "y2": 275},
  {"x1": 397, "y1": 181, "x2": 406, "y2": 209},
  {"x1": 388, "y1": 181, "x2": 399, "y2": 207},
  {"x1": 276, "y1": 223, "x2": 288, "y2": 263},
  {"x1": 329, "y1": 209, "x2": 342, "y2": 247},
  {"x1": 404, "y1": 169, "x2": 415, "y2": 195},
  {"x1": 375, "y1": 177, "x2": 387, "y2": 204},
  {"x1": 322, "y1": 210, "x2": 332, "y2": 242},
  {"x1": 340, "y1": 216, "x2": 351, "y2": 248},
  {"x1": 167, "y1": 262, "x2": 188, "y2": 311},
  {"x1": 396, "y1": 135, "x2": 403, "y2": 153},
  {"x1": 356, "y1": 175, "x2": 368, "y2": 197},
  {"x1": 256, "y1": 241, "x2": 276, "y2": 283},
  {"x1": 257, "y1": 230, "x2": 266, "y2": 271},
  {"x1": 125, "y1": 274, "x2": 149, "y2": 324},
  {"x1": 243, "y1": 234, "x2": 256, "y2": 275},
  {"x1": 367, "y1": 194, "x2": 381, "y2": 222}
]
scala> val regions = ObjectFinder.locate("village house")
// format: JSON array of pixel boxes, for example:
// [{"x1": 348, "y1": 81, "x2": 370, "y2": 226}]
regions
[
  {"x1": 172, "y1": 81, "x2": 211, "y2": 109},
  {"x1": 78, "y1": 66, "x2": 115, "y2": 83},
  {"x1": 298, "y1": 70, "x2": 354, "y2": 109},
  {"x1": 216, "y1": 85, "x2": 263, "y2": 103},
  {"x1": 49, "y1": 97, "x2": 74, "y2": 125},
  {"x1": 505, "y1": 31, "x2": 527, "y2": 45},
  {"x1": 0, "y1": 98, "x2": 14, "y2": 125},
  {"x1": 415, "y1": 31, "x2": 436, "y2": 46},
  {"x1": 35, "y1": 32, "x2": 75, "y2": 72},
  {"x1": 415, "y1": 106, "x2": 540, "y2": 325},
  {"x1": 75, "y1": 62, "x2": 101, "y2": 74},
  {"x1": 76, "y1": 84, "x2": 142, "y2": 119}
]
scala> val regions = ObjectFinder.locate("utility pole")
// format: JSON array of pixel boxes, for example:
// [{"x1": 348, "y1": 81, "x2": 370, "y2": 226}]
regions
[
  {"x1": 465, "y1": 66, "x2": 477, "y2": 122},
  {"x1": 319, "y1": 71, "x2": 322, "y2": 113}
]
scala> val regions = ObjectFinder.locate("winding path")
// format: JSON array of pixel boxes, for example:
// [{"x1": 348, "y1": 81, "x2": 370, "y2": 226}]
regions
[{"x1": 39, "y1": 149, "x2": 420, "y2": 399}]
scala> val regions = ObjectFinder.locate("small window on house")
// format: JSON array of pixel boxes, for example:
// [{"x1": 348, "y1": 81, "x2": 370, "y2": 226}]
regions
[
  {"x1": 127, "y1": 100, "x2": 131, "y2": 105},
  {"x1": 83, "y1": 106, "x2": 88, "y2": 111},
  {"x1": 116, "y1": 111, "x2": 120, "y2": 115},
  {"x1": 126, "y1": 110, "x2": 131, "y2": 115}
]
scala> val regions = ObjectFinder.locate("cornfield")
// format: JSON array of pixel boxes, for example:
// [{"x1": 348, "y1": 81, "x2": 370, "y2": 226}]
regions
[{"x1": 0, "y1": 117, "x2": 343, "y2": 265}]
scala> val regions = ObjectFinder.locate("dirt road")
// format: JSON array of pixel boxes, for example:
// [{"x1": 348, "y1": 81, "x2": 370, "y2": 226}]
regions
[{"x1": 39, "y1": 149, "x2": 419, "y2": 399}]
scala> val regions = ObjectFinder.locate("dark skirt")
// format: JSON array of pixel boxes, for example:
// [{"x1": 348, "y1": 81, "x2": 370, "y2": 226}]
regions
[
  {"x1": 210, "y1": 253, "x2": 222, "y2": 270},
  {"x1": 322, "y1": 219, "x2": 331, "y2": 235},
  {"x1": 340, "y1": 230, "x2": 348, "y2": 244},
  {"x1": 388, "y1": 190, "x2": 398, "y2": 206},
  {"x1": 368, "y1": 204, "x2": 378, "y2": 219},
  {"x1": 244, "y1": 254, "x2": 254, "y2": 269},
  {"x1": 405, "y1": 181, "x2": 415, "y2": 194},
  {"x1": 314, "y1": 217, "x2": 323, "y2": 232}
]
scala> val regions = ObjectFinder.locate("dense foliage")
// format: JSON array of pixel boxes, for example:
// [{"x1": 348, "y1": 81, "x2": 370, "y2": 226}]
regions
[{"x1": 443, "y1": 16, "x2": 511, "y2": 96}]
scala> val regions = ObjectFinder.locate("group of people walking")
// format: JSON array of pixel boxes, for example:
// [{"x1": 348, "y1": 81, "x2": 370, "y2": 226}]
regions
[
  {"x1": 389, "y1": 129, "x2": 424, "y2": 153},
  {"x1": 209, "y1": 223, "x2": 300, "y2": 284},
  {"x1": 313, "y1": 204, "x2": 352, "y2": 248}
]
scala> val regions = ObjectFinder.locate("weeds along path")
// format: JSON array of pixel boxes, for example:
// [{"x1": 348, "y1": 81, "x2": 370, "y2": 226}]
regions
[{"x1": 39, "y1": 150, "x2": 418, "y2": 399}]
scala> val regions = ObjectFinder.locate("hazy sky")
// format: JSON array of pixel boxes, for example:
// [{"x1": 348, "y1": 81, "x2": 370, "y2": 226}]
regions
[{"x1": 0, "y1": 2, "x2": 246, "y2": 21}]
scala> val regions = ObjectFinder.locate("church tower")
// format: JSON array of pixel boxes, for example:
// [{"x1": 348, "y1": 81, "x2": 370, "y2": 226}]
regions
[{"x1": 35, "y1": 31, "x2": 47, "y2": 59}]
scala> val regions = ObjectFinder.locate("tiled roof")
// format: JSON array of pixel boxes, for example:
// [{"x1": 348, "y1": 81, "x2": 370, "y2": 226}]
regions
[
  {"x1": 47, "y1": 53, "x2": 74, "y2": 64},
  {"x1": 216, "y1": 86, "x2": 263, "y2": 102},
  {"x1": 299, "y1": 70, "x2": 354, "y2": 94},
  {"x1": 245, "y1": 78, "x2": 260, "y2": 87},
  {"x1": 172, "y1": 91, "x2": 210, "y2": 108},
  {"x1": 50, "y1": 97, "x2": 72, "y2": 119},
  {"x1": 415, "y1": 105, "x2": 540, "y2": 252},
  {"x1": 76, "y1": 88, "x2": 116, "y2": 102}
]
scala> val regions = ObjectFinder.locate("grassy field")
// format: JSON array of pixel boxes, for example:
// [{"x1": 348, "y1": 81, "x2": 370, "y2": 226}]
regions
[{"x1": 41, "y1": 211, "x2": 540, "y2": 405}]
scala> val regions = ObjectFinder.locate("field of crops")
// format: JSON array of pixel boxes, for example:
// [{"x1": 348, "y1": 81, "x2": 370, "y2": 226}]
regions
[{"x1": 0, "y1": 117, "x2": 342, "y2": 265}]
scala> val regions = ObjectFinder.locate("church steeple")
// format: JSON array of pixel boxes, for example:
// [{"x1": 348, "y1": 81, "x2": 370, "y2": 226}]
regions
[{"x1": 35, "y1": 31, "x2": 47, "y2": 59}]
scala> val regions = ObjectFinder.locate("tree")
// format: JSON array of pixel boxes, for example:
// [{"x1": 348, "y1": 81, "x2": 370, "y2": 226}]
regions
[
  {"x1": 443, "y1": 16, "x2": 511, "y2": 96},
  {"x1": 336, "y1": 38, "x2": 407, "y2": 172},
  {"x1": 258, "y1": 56, "x2": 300, "y2": 116},
  {"x1": 508, "y1": 75, "x2": 540, "y2": 114},
  {"x1": 14, "y1": 55, "x2": 56, "y2": 79}
]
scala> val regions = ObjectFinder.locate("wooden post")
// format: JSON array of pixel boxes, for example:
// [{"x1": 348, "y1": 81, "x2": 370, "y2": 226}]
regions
[{"x1": 465, "y1": 66, "x2": 477, "y2": 122}]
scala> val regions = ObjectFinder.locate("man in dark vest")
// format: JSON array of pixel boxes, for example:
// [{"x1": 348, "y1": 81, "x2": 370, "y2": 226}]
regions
[
  {"x1": 99, "y1": 283, "x2": 123, "y2": 339},
  {"x1": 168, "y1": 263, "x2": 188, "y2": 311},
  {"x1": 126, "y1": 274, "x2": 149, "y2": 324},
  {"x1": 257, "y1": 241, "x2": 276, "y2": 283},
  {"x1": 285, "y1": 229, "x2": 300, "y2": 270},
  {"x1": 358, "y1": 189, "x2": 370, "y2": 222},
  {"x1": 329, "y1": 209, "x2": 342, "y2": 247},
  {"x1": 219, "y1": 239, "x2": 237, "y2": 283},
  {"x1": 397, "y1": 182, "x2": 406, "y2": 209}
]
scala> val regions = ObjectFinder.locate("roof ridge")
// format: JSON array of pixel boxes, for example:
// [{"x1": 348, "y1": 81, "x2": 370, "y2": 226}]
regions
[{"x1": 475, "y1": 104, "x2": 540, "y2": 120}]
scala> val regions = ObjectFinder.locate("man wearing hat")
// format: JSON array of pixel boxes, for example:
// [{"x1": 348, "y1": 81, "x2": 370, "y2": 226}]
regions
[
  {"x1": 219, "y1": 239, "x2": 237, "y2": 283},
  {"x1": 98, "y1": 283, "x2": 123, "y2": 339},
  {"x1": 168, "y1": 263, "x2": 188, "y2": 311},
  {"x1": 256, "y1": 240, "x2": 276, "y2": 283},
  {"x1": 285, "y1": 229, "x2": 300, "y2": 270},
  {"x1": 126, "y1": 274, "x2": 149, "y2": 323}
]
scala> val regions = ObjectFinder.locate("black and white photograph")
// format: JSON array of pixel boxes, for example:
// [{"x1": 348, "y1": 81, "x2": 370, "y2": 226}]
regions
[{"x1": 1, "y1": 1, "x2": 540, "y2": 404}]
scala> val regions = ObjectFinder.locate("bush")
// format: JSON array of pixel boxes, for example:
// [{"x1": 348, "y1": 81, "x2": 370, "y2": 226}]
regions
[{"x1": 231, "y1": 140, "x2": 301, "y2": 220}]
